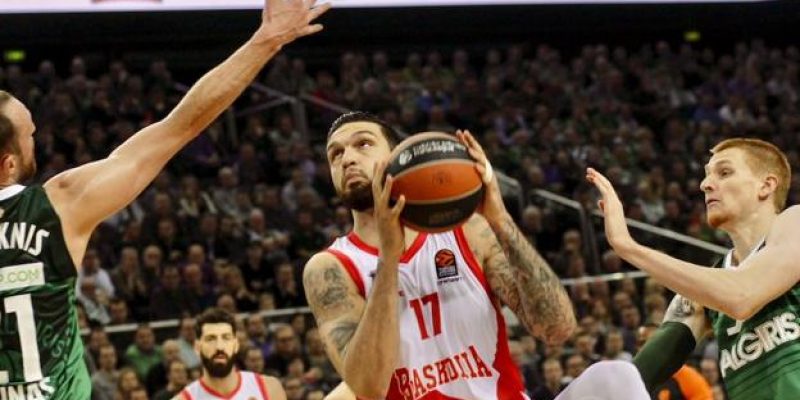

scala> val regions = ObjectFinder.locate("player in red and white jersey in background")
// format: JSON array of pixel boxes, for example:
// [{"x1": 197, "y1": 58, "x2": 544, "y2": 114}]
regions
[{"x1": 175, "y1": 308, "x2": 286, "y2": 400}]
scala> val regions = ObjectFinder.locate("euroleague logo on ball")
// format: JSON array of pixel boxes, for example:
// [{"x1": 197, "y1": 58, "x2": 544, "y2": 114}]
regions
[
  {"x1": 435, "y1": 249, "x2": 459, "y2": 281},
  {"x1": 398, "y1": 150, "x2": 413, "y2": 166}
]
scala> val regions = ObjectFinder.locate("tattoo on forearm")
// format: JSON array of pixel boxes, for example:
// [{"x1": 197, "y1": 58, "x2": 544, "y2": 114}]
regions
[
  {"x1": 329, "y1": 320, "x2": 358, "y2": 358},
  {"x1": 488, "y1": 216, "x2": 574, "y2": 339},
  {"x1": 668, "y1": 296, "x2": 697, "y2": 320}
]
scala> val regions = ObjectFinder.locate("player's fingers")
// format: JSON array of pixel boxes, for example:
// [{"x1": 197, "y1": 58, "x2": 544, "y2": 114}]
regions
[
  {"x1": 598, "y1": 200, "x2": 605, "y2": 212},
  {"x1": 391, "y1": 194, "x2": 406, "y2": 217},
  {"x1": 463, "y1": 130, "x2": 485, "y2": 153},
  {"x1": 308, "y1": 2, "x2": 331, "y2": 20},
  {"x1": 372, "y1": 162, "x2": 383, "y2": 198},
  {"x1": 381, "y1": 174, "x2": 394, "y2": 205},
  {"x1": 297, "y1": 24, "x2": 324, "y2": 37}
]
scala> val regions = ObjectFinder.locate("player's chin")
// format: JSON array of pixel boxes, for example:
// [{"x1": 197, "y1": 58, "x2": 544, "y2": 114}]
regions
[{"x1": 706, "y1": 210, "x2": 728, "y2": 228}]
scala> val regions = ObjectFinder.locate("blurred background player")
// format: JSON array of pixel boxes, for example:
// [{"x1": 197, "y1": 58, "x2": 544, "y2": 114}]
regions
[{"x1": 177, "y1": 308, "x2": 285, "y2": 400}]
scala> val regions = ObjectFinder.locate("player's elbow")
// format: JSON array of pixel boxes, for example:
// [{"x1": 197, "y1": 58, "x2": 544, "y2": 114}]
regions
[
  {"x1": 723, "y1": 291, "x2": 759, "y2": 321},
  {"x1": 544, "y1": 318, "x2": 578, "y2": 346},
  {"x1": 343, "y1": 363, "x2": 392, "y2": 400},
  {"x1": 727, "y1": 302, "x2": 758, "y2": 321}
]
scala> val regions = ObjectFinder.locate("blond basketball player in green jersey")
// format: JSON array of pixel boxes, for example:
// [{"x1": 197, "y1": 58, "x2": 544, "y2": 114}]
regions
[
  {"x1": 0, "y1": 1, "x2": 328, "y2": 398},
  {"x1": 589, "y1": 138, "x2": 800, "y2": 399}
]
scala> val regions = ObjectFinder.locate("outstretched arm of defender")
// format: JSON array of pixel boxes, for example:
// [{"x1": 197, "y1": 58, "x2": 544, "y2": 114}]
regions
[
  {"x1": 44, "y1": 0, "x2": 329, "y2": 244},
  {"x1": 589, "y1": 167, "x2": 800, "y2": 320}
]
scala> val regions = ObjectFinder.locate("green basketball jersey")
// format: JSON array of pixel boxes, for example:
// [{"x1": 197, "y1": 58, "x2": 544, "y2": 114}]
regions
[
  {"x1": 0, "y1": 185, "x2": 91, "y2": 400},
  {"x1": 708, "y1": 243, "x2": 800, "y2": 400}
]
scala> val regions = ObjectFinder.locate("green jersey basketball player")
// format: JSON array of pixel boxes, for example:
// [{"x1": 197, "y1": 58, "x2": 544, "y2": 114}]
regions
[
  {"x1": 589, "y1": 138, "x2": 800, "y2": 399},
  {"x1": 0, "y1": 1, "x2": 328, "y2": 399}
]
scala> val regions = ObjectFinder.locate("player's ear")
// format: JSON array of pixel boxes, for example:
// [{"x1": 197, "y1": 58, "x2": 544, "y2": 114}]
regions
[{"x1": 758, "y1": 174, "x2": 778, "y2": 202}]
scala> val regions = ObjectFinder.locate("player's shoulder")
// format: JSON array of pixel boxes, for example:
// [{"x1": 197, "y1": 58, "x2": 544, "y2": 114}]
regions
[
  {"x1": 259, "y1": 374, "x2": 286, "y2": 399},
  {"x1": 778, "y1": 205, "x2": 800, "y2": 220},
  {"x1": 303, "y1": 251, "x2": 342, "y2": 276},
  {"x1": 769, "y1": 205, "x2": 800, "y2": 241}
]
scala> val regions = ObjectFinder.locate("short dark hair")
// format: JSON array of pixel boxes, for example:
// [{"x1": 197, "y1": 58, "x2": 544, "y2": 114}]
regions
[
  {"x1": 0, "y1": 91, "x2": 21, "y2": 157},
  {"x1": 195, "y1": 307, "x2": 237, "y2": 337},
  {"x1": 327, "y1": 111, "x2": 400, "y2": 148}
]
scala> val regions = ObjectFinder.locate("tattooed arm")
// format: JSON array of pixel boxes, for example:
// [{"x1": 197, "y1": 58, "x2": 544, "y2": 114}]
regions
[
  {"x1": 303, "y1": 251, "x2": 399, "y2": 400},
  {"x1": 463, "y1": 214, "x2": 576, "y2": 344}
]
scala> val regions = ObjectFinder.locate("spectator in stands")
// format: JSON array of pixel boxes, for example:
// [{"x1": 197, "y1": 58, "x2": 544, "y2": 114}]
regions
[
  {"x1": 216, "y1": 293, "x2": 239, "y2": 315},
  {"x1": 265, "y1": 324, "x2": 305, "y2": 376},
  {"x1": 242, "y1": 346, "x2": 266, "y2": 374},
  {"x1": 176, "y1": 317, "x2": 201, "y2": 371},
  {"x1": 92, "y1": 343, "x2": 120, "y2": 400},
  {"x1": 700, "y1": 358, "x2": 722, "y2": 388},
  {"x1": 240, "y1": 240, "x2": 274, "y2": 294},
  {"x1": 573, "y1": 331, "x2": 601, "y2": 365},
  {"x1": 246, "y1": 314, "x2": 272, "y2": 359},
  {"x1": 146, "y1": 339, "x2": 182, "y2": 394},
  {"x1": 78, "y1": 276, "x2": 111, "y2": 325},
  {"x1": 125, "y1": 324, "x2": 163, "y2": 380},
  {"x1": 564, "y1": 354, "x2": 588, "y2": 383},
  {"x1": 221, "y1": 265, "x2": 259, "y2": 311},
  {"x1": 532, "y1": 358, "x2": 566, "y2": 400},
  {"x1": 304, "y1": 328, "x2": 338, "y2": 386},
  {"x1": 604, "y1": 328, "x2": 633, "y2": 362},
  {"x1": 152, "y1": 360, "x2": 189, "y2": 400},
  {"x1": 149, "y1": 264, "x2": 199, "y2": 319},
  {"x1": 273, "y1": 262, "x2": 306, "y2": 308},
  {"x1": 116, "y1": 367, "x2": 143, "y2": 400},
  {"x1": 284, "y1": 377, "x2": 306, "y2": 400},
  {"x1": 109, "y1": 297, "x2": 133, "y2": 325}
]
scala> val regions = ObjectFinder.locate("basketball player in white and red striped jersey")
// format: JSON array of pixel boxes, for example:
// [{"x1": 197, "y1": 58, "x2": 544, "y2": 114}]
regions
[
  {"x1": 174, "y1": 308, "x2": 286, "y2": 400},
  {"x1": 303, "y1": 112, "x2": 578, "y2": 400}
]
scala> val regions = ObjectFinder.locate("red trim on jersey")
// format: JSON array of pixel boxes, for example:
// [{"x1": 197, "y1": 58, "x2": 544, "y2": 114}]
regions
[
  {"x1": 326, "y1": 249, "x2": 366, "y2": 298},
  {"x1": 255, "y1": 374, "x2": 270, "y2": 400},
  {"x1": 401, "y1": 232, "x2": 428, "y2": 263},
  {"x1": 181, "y1": 389, "x2": 193, "y2": 400},
  {"x1": 492, "y1": 304, "x2": 526, "y2": 400},
  {"x1": 454, "y1": 226, "x2": 525, "y2": 400},
  {"x1": 347, "y1": 231, "x2": 429, "y2": 263},
  {"x1": 453, "y1": 226, "x2": 490, "y2": 293},
  {"x1": 199, "y1": 370, "x2": 243, "y2": 399}
]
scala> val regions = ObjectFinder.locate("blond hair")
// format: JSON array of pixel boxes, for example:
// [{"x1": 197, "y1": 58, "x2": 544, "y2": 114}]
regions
[{"x1": 711, "y1": 138, "x2": 791, "y2": 211}]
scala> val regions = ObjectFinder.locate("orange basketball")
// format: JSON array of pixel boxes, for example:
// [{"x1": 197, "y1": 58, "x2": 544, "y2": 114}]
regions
[{"x1": 385, "y1": 132, "x2": 484, "y2": 232}]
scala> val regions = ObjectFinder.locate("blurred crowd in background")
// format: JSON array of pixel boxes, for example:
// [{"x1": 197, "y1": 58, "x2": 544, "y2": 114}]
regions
[{"x1": 3, "y1": 37, "x2": 798, "y2": 399}]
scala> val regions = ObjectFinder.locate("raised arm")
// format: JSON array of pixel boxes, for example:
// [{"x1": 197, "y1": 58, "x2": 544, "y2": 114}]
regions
[
  {"x1": 589, "y1": 167, "x2": 800, "y2": 320},
  {"x1": 463, "y1": 214, "x2": 576, "y2": 344},
  {"x1": 634, "y1": 294, "x2": 712, "y2": 392},
  {"x1": 457, "y1": 129, "x2": 575, "y2": 344},
  {"x1": 44, "y1": 0, "x2": 329, "y2": 264},
  {"x1": 303, "y1": 253, "x2": 396, "y2": 400},
  {"x1": 303, "y1": 162, "x2": 406, "y2": 399}
]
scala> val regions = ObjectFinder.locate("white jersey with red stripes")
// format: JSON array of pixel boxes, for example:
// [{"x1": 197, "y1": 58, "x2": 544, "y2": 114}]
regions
[
  {"x1": 326, "y1": 227, "x2": 528, "y2": 400},
  {"x1": 180, "y1": 370, "x2": 270, "y2": 400}
]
